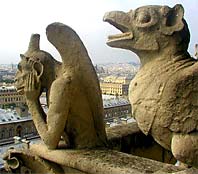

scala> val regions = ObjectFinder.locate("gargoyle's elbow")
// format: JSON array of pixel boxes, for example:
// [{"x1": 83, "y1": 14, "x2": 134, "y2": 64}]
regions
[{"x1": 43, "y1": 138, "x2": 58, "y2": 150}]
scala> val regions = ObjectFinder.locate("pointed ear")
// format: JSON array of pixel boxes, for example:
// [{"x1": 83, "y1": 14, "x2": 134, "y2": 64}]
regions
[
  {"x1": 160, "y1": 4, "x2": 184, "y2": 35},
  {"x1": 33, "y1": 61, "x2": 44, "y2": 80},
  {"x1": 20, "y1": 54, "x2": 30, "y2": 61}
]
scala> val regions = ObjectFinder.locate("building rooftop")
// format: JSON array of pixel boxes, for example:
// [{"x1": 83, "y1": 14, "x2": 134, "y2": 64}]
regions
[
  {"x1": 0, "y1": 86, "x2": 16, "y2": 92},
  {"x1": 103, "y1": 97, "x2": 130, "y2": 109},
  {"x1": 102, "y1": 75, "x2": 133, "y2": 84},
  {"x1": 0, "y1": 108, "x2": 31, "y2": 124}
]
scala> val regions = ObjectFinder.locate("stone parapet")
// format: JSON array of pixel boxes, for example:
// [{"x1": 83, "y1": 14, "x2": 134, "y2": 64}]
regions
[{"x1": 3, "y1": 122, "x2": 198, "y2": 173}]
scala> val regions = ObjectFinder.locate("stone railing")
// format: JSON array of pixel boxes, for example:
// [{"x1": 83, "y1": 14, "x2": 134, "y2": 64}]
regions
[{"x1": 3, "y1": 122, "x2": 198, "y2": 173}]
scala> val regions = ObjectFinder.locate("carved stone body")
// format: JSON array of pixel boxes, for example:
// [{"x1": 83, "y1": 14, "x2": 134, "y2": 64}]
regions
[
  {"x1": 15, "y1": 23, "x2": 107, "y2": 149},
  {"x1": 104, "y1": 4, "x2": 198, "y2": 167}
]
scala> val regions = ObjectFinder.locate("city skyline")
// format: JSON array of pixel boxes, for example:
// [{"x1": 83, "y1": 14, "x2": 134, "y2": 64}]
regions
[{"x1": 0, "y1": 0, "x2": 197, "y2": 64}]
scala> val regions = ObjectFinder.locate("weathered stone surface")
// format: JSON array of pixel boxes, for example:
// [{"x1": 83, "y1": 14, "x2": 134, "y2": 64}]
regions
[
  {"x1": 3, "y1": 149, "x2": 64, "y2": 174},
  {"x1": 15, "y1": 22, "x2": 107, "y2": 150},
  {"x1": 104, "y1": 4, "x2": 198, "y2": 167},
  {"x1": 4, "y1": 144, "x2": 183, "y2": 174}
]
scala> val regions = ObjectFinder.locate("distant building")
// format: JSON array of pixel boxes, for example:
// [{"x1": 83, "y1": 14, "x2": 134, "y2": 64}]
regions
[
  {"x1": 100, "y1": 82, "x2": 129, "y2": 96},
  {"x1": 0, "y1": 86, "x2": 26, "y2": 108},
  {"x1": 100, "y1": 75, "x2": 133, "y2": 96},
  {"x1": 0, "y1": 107, "x2": 38, "y2": 145},
  {"x1": 103, "y1": 75, "x2": 133, "y2": 84},
  {"x1": 103, "y1": 97, "x2": 131, "y2": 123}
]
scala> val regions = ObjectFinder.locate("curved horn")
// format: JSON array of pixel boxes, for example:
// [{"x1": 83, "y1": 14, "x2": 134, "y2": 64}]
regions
[
  {"x1": 27, "y1": 34, "x2": 40, "y2": 52},
  {"x1": 160, "y1": 4, "x2": 184, "y2": 35}
]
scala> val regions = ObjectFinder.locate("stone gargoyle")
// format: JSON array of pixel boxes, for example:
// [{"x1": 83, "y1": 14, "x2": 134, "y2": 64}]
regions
[
  {"x1": 104, "y1": 4, "x2": 198, "y2": 167},
  {"x1": 15, "y1": 22, "x2": 107, "y2": 149}
]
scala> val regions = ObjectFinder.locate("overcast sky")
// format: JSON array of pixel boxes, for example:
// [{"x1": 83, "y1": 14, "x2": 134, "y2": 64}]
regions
[{"x1": 0, "y1": 0, "x2": 198, "y2": 64}]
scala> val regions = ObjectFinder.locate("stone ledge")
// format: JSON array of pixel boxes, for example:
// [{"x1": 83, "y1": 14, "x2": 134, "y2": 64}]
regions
[
  {"x1": 3, "y1": 122, "x2": 198, "y2": 173},
  {"x1": 29, "y1": 144, "x2": 183, "y2": 174}
]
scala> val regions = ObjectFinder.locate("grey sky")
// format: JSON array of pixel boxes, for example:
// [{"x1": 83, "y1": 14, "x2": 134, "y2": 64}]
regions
[{"x1": 0, "y1": 0, "x2": 197, "y2": 64}]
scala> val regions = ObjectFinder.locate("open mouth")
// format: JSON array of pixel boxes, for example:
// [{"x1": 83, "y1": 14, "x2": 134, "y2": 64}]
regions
[{"x1": 103, "y1": 13, "x2": 133, "y2": 43}]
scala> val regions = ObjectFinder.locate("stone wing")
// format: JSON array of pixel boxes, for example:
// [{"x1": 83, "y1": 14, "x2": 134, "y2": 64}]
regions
[
  {"x1": 46, "y1": 22, "x2": 108, "y2": 145},
  {"x1": 169, "y1": 69, "x2": 198, "y2": 133}
]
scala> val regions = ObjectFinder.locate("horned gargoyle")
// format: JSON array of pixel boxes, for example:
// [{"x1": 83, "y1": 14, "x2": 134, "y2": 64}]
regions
[
  {"x1": 104, "y1": 4, "x2": 198, "y2": 167},
  {"x1": 15, "y1": 22, "x2": 107, "y2": 149}
]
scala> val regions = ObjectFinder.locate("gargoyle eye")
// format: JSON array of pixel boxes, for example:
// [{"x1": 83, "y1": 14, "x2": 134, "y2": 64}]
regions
[
  {"x1": 137, "y1": 13, "x2": 151, "y2": 24},
  {"x1": 134, "y1": 9, "x2": 158, "y2": 28}
]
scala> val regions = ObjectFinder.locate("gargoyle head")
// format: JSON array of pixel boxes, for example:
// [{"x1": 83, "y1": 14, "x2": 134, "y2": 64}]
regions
[
  {"x1": 104, "y1": 4, "x2": 190, "y2": 56},
  {"x1": 15, "y1": 34, "x2": 57, "y2": 94},
  {"x1": 15, "y1": 54, "x2": 43, "y2": 94}
]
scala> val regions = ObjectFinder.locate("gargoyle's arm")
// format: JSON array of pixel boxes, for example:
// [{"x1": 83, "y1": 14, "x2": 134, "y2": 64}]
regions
[{"x1": 27, "y1": 77, "x2": 70, "y2": 149}]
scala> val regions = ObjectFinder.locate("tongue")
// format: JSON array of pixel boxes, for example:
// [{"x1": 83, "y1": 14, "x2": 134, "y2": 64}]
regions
[{"x1": 108, "y1": 32, "x2": 133, "y2": 41}]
